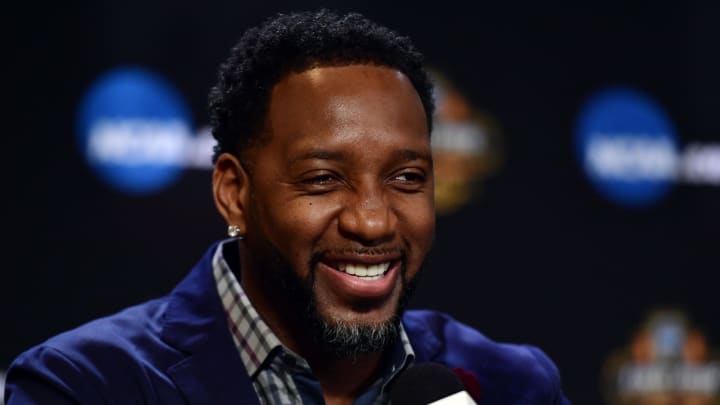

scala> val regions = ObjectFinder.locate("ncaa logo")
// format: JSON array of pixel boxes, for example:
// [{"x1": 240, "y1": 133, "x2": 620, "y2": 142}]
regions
[
  {"x1": 574, "y1": 87, "x2": 679, "y2": 207},
  {"x1": 76, "y1": 66, "x2": 193, "y2": 195}
]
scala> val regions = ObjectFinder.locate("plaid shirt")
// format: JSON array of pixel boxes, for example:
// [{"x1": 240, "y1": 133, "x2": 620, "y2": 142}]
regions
[{"x1": 212, "y1": 241, "x2": 415, "y2": 405}]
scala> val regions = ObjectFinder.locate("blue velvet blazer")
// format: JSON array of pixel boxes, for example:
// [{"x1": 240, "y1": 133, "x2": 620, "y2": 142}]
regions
[{"x1": 5, "y1": 242, "x2": 570, "y2": 404}]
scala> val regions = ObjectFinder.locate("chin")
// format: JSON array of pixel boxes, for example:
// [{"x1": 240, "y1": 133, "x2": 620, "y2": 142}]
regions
[
  {"x1": 310, "y1": 305, "x2": 403, "y2": 358},
  {"x1": 304, "y1": 284, "x2": 402, "y2": 357}
]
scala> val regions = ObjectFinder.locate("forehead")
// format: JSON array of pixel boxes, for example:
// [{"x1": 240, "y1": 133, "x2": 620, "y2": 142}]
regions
[
  {"x1": 272, "y1": 64, "x2": 416, "y2": 101},
  {"x1": 264, "y1": 64, "x2": 429, "y2": 154}
]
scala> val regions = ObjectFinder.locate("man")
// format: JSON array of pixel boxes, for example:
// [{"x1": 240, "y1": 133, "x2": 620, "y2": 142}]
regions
[{"x1": 5, "y1": 10, "x2": 570, "y2": 405}]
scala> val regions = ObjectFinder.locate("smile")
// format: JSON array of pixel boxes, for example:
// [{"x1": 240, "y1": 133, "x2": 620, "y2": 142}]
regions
[
  {"x1": 316, "y1": 252, "x2": 403, "y2": 299},
  {"x1": 337, "y1": 262, "x2": 391, "y2": 280}
]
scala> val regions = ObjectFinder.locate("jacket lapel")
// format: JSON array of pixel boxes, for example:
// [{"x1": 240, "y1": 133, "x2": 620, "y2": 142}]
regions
[
  {"x1": 166, "y1": 351, "x2": 259, "y2": 405},
  {"x1": 162, "y1": 241, "x2": 261, "y2": 405}
]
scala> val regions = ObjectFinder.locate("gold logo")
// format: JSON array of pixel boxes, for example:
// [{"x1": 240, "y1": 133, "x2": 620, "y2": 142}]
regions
[
  {"x1": 602, "y1": 309, "x2": 720, "y2": 404},
  {"x1": 430, "y1": 69, "x2": 504, "y2": 215}
]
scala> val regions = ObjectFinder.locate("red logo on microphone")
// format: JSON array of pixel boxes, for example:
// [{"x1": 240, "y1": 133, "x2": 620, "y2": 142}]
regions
[{"x1": 451, "y1": 367, "x2": 481, "y2": 402}]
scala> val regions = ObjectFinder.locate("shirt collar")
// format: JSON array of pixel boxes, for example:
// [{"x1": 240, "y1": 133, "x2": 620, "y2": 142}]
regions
[{"x1": 212, "y1": 240, "x2": 284, "y2": 377}]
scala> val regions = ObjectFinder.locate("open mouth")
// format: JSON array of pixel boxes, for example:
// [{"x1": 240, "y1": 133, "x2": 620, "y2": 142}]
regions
[
  {"x1": 315, "y1": 256, "x2": 403, "y2": 299},
  {"x1": 335, "y1": 262, "x2": 392, "y2": 280}
]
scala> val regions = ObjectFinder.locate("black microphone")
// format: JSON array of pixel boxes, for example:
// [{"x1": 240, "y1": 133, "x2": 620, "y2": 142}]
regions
[{"x1": 389, "y1": 362, "x2": 478, "y2": 405}]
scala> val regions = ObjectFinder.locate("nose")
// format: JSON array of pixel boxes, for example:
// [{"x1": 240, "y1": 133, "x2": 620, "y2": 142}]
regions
[{"x1": 338, "y1": 185, "x2": 397, "y2": 246}]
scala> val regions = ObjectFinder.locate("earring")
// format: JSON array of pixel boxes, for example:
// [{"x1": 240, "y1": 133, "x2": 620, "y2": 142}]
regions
[{"x1": 227, "y1": 225, "x2": 242, "y2": 238}]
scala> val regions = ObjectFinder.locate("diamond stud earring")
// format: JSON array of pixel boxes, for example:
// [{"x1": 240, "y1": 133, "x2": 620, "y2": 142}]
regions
[{"x1": 227, "y1": 225, "x2": 242, "y2": 238}]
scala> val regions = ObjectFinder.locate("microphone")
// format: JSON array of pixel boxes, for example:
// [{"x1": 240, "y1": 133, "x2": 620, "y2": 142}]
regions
[{"x1": 389, "y1": 362, "x2": 478, "y2": 405}]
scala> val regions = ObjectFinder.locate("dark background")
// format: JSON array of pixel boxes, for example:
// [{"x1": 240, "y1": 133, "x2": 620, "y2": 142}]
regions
[{"x1": 5, "y1": 2, "x2": 720, "y2": 404}]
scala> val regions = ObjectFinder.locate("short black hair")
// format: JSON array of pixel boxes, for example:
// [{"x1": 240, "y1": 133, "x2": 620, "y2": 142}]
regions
[{"x1": 208, "y1": 9, "x2": 435, "y2": 163}]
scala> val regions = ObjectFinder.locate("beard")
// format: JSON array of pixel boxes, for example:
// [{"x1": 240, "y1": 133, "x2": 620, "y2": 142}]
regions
[
  {"x1": 243, "y1": 235, "x2": 423, "y2": 359},
  {"x1": 305, "y1": 249, "x2": 423, "y2": 359}
]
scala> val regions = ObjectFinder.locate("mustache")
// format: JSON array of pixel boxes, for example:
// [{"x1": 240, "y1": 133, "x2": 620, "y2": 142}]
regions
[
  {"x1": 310, "y1": 246, "x2": 407, "y2": 266},
  {"x1": 318, "y1": 246, "x2": 404, "y2": 256}
]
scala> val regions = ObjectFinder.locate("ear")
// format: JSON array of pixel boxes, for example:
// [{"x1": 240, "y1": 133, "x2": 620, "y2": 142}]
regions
[{"x1": 212, "y1": 153, "x2": 250, "y2": 236}]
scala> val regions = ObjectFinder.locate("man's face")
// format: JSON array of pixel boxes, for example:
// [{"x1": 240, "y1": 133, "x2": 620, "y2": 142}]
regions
[{"x1": 242, "y1": 64, "x2": 435, "y2": 346}]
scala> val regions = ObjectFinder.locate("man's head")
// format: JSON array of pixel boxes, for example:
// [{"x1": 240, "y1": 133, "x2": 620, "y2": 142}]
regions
[
  {"x1": 210, "y1": 10, "x2": 436, "y2": 358},
  {"x1": 208, "y1": 9, "x2": 435, "y2": 164}
]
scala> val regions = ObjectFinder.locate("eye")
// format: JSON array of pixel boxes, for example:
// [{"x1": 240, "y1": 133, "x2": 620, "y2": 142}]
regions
[
  {"x1": 302, "y1": 174, "x2": 337, "y2": 185},
  {"x1": 390, "y1": 170, "x2": 427, "y2": 191},
  {"x1": 393, "y1": 172, "x2": 426, "y2": 182},
  {"x1": 297, "y1": 172, "x2": 344, "y2": 194}
]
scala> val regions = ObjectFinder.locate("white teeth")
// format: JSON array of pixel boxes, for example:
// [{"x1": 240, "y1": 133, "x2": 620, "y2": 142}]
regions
[{"x1": 337, "y1": 262, "x2": 390, "y2": 278}]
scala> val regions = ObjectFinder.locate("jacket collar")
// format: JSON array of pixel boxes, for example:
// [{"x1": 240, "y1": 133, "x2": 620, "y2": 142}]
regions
[
  {"x1": 401, "y1": 309, "x2": 443, "y2": 362},
  {"x1": 161, "y1": 239, "x2": 260, "y2": 405}
]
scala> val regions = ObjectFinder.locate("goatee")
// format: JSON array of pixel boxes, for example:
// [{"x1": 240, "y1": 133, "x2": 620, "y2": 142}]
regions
[
  {"x1": 246, "y1": 238, "x2": 421, "y2": 359},
  {"x1": 304, "y1": 255, "x2": 421, "y2": 359}
]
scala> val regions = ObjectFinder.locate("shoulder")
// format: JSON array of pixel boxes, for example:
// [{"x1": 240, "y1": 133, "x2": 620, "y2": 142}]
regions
[
  {"x1": 37, "y1": 297, "x2": 173, "y2": 362},
  {"x1": 402, "y1": 309, "x2": 570, "y2": 404},
  {"x1": 5, "y1": 298, "x2": 183, "y2": 403}
]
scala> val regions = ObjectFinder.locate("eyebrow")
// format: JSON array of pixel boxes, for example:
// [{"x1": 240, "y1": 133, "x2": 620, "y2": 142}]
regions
[
  {"x1": 290, "y1": 149, "x2": 432, "y2": 166},
  {"x1": 290, "y1": 150, "x2": 347, "y2": 165},
  {"x1": 393, "y1": 149, "x2": 433, "y2": 165}
]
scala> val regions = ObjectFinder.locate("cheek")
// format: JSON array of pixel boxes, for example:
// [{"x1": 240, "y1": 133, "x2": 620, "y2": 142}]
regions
[
  {"x1": 396, "y1": 197, "x2": 435, "y2": 251},
  {"x1": 262, "y1": 198, "x2": 340, "y2": 262}
]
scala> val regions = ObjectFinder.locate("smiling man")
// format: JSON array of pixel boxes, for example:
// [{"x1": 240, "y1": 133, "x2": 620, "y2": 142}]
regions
[{"x1": 5, "y1": 10, "x2": 569, "y2": 405}]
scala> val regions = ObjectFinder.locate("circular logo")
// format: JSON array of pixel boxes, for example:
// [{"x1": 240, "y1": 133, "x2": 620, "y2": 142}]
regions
[
  {"x1": 574, "y1": 87, "x2": 678, "y2": 207},
  {"x1": 76, "y1": 66, "x2": 193, "y2": 195}
]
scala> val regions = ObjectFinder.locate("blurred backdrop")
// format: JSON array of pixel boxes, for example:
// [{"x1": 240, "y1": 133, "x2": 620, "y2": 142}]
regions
[{"x1": 5, "y1": 2, "x2": 720, "y2": 404}]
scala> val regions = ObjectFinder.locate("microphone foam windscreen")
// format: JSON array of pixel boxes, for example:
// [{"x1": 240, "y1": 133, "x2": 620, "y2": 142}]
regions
[{"x1": 389, "y1": 362, "x2": 466, "y2": 405}]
